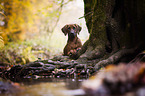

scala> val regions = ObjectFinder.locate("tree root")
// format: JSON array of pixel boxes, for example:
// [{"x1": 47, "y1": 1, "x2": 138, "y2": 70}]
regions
[{"x1": 94, "y1": 47, "x2": 137, "y2": 70}]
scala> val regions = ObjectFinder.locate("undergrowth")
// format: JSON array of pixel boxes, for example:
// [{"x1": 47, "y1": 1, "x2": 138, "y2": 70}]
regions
[{"x1": 0, "y1": 37, "x2": 62, "y2": 65}]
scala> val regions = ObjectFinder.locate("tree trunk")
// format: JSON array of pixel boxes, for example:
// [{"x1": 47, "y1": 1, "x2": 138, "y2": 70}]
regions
[
  {"x1": 77, "y1": 0, "x2": 108, "y2": 60},
  {"x1": 77, "y1": 0, "x2": 145, "y2": 69}
]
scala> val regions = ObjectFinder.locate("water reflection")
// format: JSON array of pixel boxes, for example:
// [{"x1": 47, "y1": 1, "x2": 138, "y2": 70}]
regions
[{"x1": 1, "y1": 78, "x2": 87, "y2": 96}]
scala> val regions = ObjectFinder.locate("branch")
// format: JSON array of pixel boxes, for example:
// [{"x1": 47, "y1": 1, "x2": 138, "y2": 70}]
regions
[{"x1": 50, "y1": 0, "x2": 64, "y2": 33}]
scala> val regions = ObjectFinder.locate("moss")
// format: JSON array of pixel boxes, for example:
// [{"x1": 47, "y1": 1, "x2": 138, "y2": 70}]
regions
[{"x1": 87, "y1": 0, "x2": 107, "y2": 48}]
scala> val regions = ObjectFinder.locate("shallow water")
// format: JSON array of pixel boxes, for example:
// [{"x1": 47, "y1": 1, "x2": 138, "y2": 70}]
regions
[{"x1": 1, "y1": 78, "x2": 87, "y2": 96}]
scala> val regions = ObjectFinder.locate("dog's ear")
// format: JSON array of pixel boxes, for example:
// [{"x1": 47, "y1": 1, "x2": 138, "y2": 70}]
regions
[
  {"x1": 61, "y1": 25, "x2": 68, "y2": 36},
  {"x1": 74, "y1": 24, "x2": 82, "y2": 34}
]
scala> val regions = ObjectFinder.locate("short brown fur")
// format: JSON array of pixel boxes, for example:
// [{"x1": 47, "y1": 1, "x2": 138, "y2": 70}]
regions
[{"x1": 61, "y1": 24, "x2": 82, "y2": 56}]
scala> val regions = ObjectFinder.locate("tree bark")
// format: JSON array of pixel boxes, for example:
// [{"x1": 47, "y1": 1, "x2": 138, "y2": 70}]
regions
[
  {"x1": 77, "y1": 0, "x2": 145, "y2": 68},
  {"x1": 77, "y1": 0, "x2": 108, "y2": 60}
]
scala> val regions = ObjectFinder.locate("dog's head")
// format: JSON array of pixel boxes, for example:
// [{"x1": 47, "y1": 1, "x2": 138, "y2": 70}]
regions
[{"x1": 61, "y1": 24, "x2": 82, "y2": 37}]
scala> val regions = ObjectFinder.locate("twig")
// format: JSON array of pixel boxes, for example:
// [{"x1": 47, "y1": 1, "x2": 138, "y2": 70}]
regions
[
  {"x1": 50, "y1": 0, "x2": 64, "y2": 33},
  {"x1": 79, "y1": 11, "x2": 93, "y2": 19}
]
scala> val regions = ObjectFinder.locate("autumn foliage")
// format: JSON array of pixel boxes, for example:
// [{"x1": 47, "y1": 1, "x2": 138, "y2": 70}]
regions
[
  {"x1": 0, "y1": 0, "x2": 63, "y2": 44},
  {"x1": 0, "y1": 0, "x2": 71, "y2": 64}
]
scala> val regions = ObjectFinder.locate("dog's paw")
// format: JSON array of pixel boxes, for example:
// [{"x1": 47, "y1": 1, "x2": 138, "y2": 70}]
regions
[
  {"x1": 76, "y1": 48, "x2": 81, "y2": 52},
  {"x1": 68, "y1": 48, "x2": 81, "y2": 59},
  {"x1": 69, "y1": 49, "x2": 77, "y2": 56}
]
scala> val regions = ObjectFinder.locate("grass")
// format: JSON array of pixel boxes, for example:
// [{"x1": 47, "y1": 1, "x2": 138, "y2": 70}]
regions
[{"x1": 0, "y1": 34, "x2": 65, "y2": 65}]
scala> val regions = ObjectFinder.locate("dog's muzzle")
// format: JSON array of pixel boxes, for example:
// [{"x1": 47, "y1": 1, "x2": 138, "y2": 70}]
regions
[{"x1": 69, "y1": 30, "x2": 76, "y2": 38}]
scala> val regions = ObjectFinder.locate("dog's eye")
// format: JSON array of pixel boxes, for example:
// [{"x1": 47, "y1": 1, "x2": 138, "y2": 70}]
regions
[
  {"x1": 73, "y1": 27, "x2": 76, "y2": 29},
  {"x1": 68, "y1": 27, "x2": 71, "y2": 30}
]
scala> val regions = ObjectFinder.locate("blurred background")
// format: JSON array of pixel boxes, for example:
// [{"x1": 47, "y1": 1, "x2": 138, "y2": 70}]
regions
[{"x1": 0, "y1": 0, "x2": 89, "y2": 64}]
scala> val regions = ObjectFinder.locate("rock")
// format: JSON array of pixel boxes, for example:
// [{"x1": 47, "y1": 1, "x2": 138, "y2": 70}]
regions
[
  {"x1": 53, "y1": 69, "x2": 74, "y2": 78},
  {"x1": 52, "y1": 55, "x2": 69, "y2": 61},
  {"x1": 82, "y1": 62, "x2": 145, "y2": 96},
  {"x1": 26, "y1": 62, "x2": 44, "y2": 67},
  {"x1": 44, "y1": 67, "x2": 55, "y2": 71},
  {"x1": 75, "y1": 64, "x2": 87, "y2": 73},
  {"x1": 33, "y1": 69, "x2": 53, "y2": 76},
  {"x1": 25, "y1": 67, "x2": 44, "y2": 71},
  {"x1": 47, "y1": 60, "x2": 55, "y2": 64},
  {"x1": 0, "y1": 78, "x2": 21, "y2": 94},
  {"x1": 136, "y1": 87, "x2": 145, "y2": 96},
  {"x1": 0, "y1": 56, "x2": 96, "y2": 79},
  {"x1": 44, "y1": 64, "x2": 56, "y2": 68}
]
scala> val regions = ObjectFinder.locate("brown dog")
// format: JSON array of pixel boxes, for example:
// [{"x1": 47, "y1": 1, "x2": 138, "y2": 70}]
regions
[{"x1": 61, "y1": 24, "x2": 82, "y2": 57}]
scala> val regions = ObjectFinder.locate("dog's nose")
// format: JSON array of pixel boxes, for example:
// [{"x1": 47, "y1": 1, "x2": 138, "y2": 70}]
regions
[
  {"x1": 69, "y1": 30, "x2": 76, "y2": 37},
  {"x1": 70, "y1": 30, "x2": 74, "y2": 34},
  {"x1": 70, "y1": 30, "x2": 75, "y2": 36},
  {"x1": 70, "y1": 32, "x2": 74, "y2": 35}
]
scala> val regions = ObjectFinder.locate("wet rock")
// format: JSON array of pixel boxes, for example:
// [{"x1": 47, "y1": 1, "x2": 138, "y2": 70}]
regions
[
  {"x1": 1, "y1": 56, "x2": 96, "y2": 80},
  {"x1": 0, "y1": 78, "x2": 21, "y2": 94},
  {"x1": 52, "y1": 55, "x2": 70, "y2": 61},
  {"x1": 33, "y1": 69, "x2": 53, "y2": 76},
  {"x1": 58, "y1": 63, "x2": 71, "y2": 69},
  {"x1": 0, "y1": 64, "x2": 9, "y2": 75},
  {"x1": 47, "y1": 60, "x2": 55, "y2": 64},
  {"x1": 44, "y1": 64, "x2": 56, "y2": 68},
  {"x1": 75, "y1": 64, "x2": 86, "y2": 73},
  {"x1": 74, "y1": 64, "x2": 91, "y2": 78},
  {"x1": 82, "y1": 62, "x2": 145, "y2": 96},
  {"x1": 53, "y1": 68, "x2": 74, "y2": 78},
  {"x1": 26, "y1": 62, "x2": 44, "y2": 67},
  {"x1": 87, "y1": 66, "x2": 95, "y2": 74},
  {"x1": 44, "y1": 67, "x2": 55, "y2": 71},
  {"x1": 25, "y1": 67, "x2": 43, "y2": 70},
  {"x1": 65, "y1": 68, "x2": 74, "y2": 75},
  {"x1": 136, "y1": 87, "x2": 145, "y2": 96}
]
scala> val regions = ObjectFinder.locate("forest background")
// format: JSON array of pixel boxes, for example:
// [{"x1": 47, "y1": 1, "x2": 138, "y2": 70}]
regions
[{"x1": 0, "y1": 0, "x2": 89, "y2": 65}]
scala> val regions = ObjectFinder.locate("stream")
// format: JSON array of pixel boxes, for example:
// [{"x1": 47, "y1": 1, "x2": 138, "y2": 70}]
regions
[
  {"x1": 1, "y1": 55, "x2": 145, "y2": 96},
  {"x1": 0, "y1": 56, "x2": 95, "y2": 96},
  {"x1": 0, "y1": 78, "x2": 87, "y2": 96}
]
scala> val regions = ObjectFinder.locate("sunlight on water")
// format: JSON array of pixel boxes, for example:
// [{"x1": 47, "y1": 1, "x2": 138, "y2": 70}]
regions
[
  {"x1": 1, "y1": 78, "x2": 86, "y2": 96},
  {"x1": 20, "y1": 82, "x2": 68, "y2": 96}
]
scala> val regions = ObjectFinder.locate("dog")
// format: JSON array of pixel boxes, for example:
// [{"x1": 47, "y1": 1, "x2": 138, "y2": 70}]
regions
[{"x1": 61, "y1": 24, "x2": 82, "y2": 57}]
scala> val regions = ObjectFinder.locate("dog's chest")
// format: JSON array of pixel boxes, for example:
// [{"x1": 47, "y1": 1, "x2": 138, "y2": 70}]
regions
[
  {"x1": 69, "y1": 41, "x2": 78, "y2": 48},
  {"x1": 68, "y1": 39, "x2": 79, "y2": 49}
]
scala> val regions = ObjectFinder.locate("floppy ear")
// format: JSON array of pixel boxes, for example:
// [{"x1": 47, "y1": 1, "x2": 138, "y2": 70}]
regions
[
  {"x1": 74, "y1": 24, "x2": 82, "y2": 34},
  {"x1": 61, "y1": 25, "x2": 68, "y2": 36}
]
